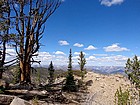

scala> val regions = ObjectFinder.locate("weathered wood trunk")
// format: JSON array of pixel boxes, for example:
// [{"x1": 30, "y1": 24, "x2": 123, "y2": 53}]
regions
[
  {"x1": 12, "y1": 0, "x2": 61, "y2": 83},
  {"x1": 20, "y1": 60, "x2": 31, "y2": 83},
  {"x1": 25, "y1": 62, "x2": 31, "y2": 83},
  {"x1": 20, "y1": 61, "x2": 25, "y2": 82},
  {"x1": 0, "y1": 41, "x2": 6, "y2": 79},
  {"x1": 0, "y1": 70, "x2": 3, "y2": 79}
]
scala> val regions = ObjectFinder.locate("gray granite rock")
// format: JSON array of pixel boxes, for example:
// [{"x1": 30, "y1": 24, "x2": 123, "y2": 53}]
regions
[{"x1": 10, "y1": 97, "x2": 31, "y2": 105}]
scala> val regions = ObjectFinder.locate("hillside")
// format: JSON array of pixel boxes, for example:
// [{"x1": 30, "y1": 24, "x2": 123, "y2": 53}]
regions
[
  {"x1": 83, "y1": 72, "x2": 139, "y2": 105},
  {"x1": 3, "y1": 66, "x2": 66, "y2": 84},
  {"x1": 1, "y1": 67, "x2": 140, "y2": 105}
]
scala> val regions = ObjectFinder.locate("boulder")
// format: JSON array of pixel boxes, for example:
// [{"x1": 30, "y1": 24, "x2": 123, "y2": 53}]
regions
[
  {"x1": 116, "y1": 78, "x2": 119, "y2": 82},
  {"x1": 10, "y1": 97, "x2": 31, "y2": 105},
  {"x1": 86, "y1": 80, "x2": 93, "y2": 86},
  {"x1": 95, "y1": 76, "x2": 100, "y2": 81},
  {"x1": 0, "y1": 95, "x2": 14, "y2": 105}
]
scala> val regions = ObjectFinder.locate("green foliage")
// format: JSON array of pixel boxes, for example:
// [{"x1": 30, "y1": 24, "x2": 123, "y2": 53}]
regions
[
  {"x1": 77, "y1": 79, "x2": 87, "y2": 91},
  {"x1": 48, "y1": 61, "x2": 55, "y2": 85},
  {"x1": 78, "y1": 51, "x2": 86, "y2": 80},
  {"x1": 13, "y1": 64, "x2": 21, "y2": 84},
  {"x1": 68, "y1": 49, "x2": 72, "y2": 72},
  {"x1": 0, "y1": 86, "x2": 5, "y2": 94},
  {"x1": 115, "y1": 87, "x2": 131, "y2": 105},
  {"x1": 0, "y1": 0, "x2": 10, "y2": 31},
  {"x1": 58, "y1": 70, "x2": 85, "y2": 78},
  {"x1": 63, "y1": 72, "x2": 78, "y2": 92},
  {"x1": 73, "y1": 70, "x2": 87, "y2": 77},
  {"x1": 36, "y1": 69, "x2": 41, "y2": 85},
  {"x1": 32, "y1": 96, "x2": 39, "y2": 105},
  {"x1": 0, "y1": 0, "x2": 15, "y2": 79},
  {"x1": 63, "y1": 49, "x2": 77, "y2": 92},
  {"x1": 125, "y1": 55, "x2": 140, "y2": 89}
]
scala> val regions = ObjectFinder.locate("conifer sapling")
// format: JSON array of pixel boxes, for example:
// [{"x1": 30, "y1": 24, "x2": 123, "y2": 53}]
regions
[
  {"x1": 48, "y1": 61, "x2": 55, "y2": 85},
  {"x1": 78, "y1": 51, "x2": 86, "y2": 80}
]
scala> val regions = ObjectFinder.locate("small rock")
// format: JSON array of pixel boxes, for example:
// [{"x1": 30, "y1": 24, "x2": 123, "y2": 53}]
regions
[
  {"x1": 41, "y1": 90, "x2": 47, "y2": 94},
  {"x1": 95, "y1": 76, "x2": 100, "y2": 81},
  {"x1": 86, "y1": 80, "x2": 93, "y2": 86},
  {"x1": 116, "y1": 78, "x2": 119, "y2": 82},
  {"x1": 100, "y1": 83, "x2": 106, "y2": 88},
  {"x1": 102, "y1": 76, "x2": 105, "y2": 79}
]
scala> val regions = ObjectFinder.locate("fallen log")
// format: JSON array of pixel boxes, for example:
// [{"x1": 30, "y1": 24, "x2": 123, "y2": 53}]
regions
[{"x1": 5, "y1": 89, "x2": 48, "y2": 96}]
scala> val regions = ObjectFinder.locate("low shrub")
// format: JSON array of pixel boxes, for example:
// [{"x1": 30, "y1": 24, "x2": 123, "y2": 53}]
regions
[
  {"x1": 114, "y1": 87, "x2": 131, "y2": 105},
  {"x1": 0, "y1": 86, "x2": 5, "y2": 94}
]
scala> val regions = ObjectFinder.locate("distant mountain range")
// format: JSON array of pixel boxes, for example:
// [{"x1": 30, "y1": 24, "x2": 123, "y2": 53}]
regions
[
  {"x1": 92, "y1": 66, "x2": 125, "y2": 75},
  {"x1": 34, "y1": 65, "x2": 125, "y2": 75}
]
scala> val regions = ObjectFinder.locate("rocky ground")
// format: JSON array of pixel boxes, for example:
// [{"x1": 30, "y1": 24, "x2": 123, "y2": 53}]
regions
[
  {"x1": 0, "y1": 70, "x2": 140, "y2": 105},
  {"x1": 83, "y1": 72, "x2": 140, "y2": 105}
]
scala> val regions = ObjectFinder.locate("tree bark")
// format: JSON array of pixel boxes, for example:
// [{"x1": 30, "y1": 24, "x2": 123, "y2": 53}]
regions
[
  {"x1": 20, "y1": 61, "x2": 25, "y2": 82},
  {"x1": 0, "y1": 40, "x2": 6, "y2": 79},
  {"x1": 0, "y1": 69, "x2": 3, "y2": 79},
  {"x1": 25, "y1": 62, "x2": 31, "y2": 83}
]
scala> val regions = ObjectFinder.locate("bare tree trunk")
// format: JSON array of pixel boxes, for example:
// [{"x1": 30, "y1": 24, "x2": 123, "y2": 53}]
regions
[
  {"x1": 19, "y1": 1, "x2": 25, "y2": 83},
  {"x1": 25, "y1": 63, "x2": 31, "y2": 83},
  {"x1": 0, "y1": 68, "x2": 3, "y2": 79},
  {"x1": 0, "y1": 40, "x2": 6, "y2": 79},
  {"x1": 20, "y1": 61, "x2": 31, "y2": 83},
  {"x1": 20, "y1": 60, "x2": 31, "y2": 83},
  {"x1": 20, "y1": 61, "x2": 25, "y2": 82},
  {"x1": 11, "y1": 0, "x2": 62, "y2": 83}
]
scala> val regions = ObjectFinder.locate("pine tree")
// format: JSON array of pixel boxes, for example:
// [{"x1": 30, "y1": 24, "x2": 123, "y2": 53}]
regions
[
  {"x1": 48, "y1": 61, "x2": 55, "y2": 85},
  {"x1": 68, "y1": 49, "x2": 72, "y2": 73},
  {"x1": 78, "y1": 51, "x2": 86, "y2": 80},
  {"x1": 125, "y1": 55, "x2": 140, "y2": 89},
  {"x1": 63, "y1": 49, "x2": 77, "y2": 92},
  {"x1": 125, "y1": 55, "x2": 140, "y2": 105}
]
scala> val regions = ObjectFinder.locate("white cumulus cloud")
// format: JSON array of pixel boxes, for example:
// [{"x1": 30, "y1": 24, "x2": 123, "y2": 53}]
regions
[
  {"x1": 86, "y1": 54, "x2": 128, "y2": 66},
  {"x1": 104, "y1": 43, "x2": 129, "y2": 52},
  {"x1": 54, "y1": 51, "x2": 65, "y2": 55},
  {"x1": 100, "y1": 0, "x2": 125, "y2": 7},
  {"x1": 34, "y1": 52, "x2": 54, "y2": 61},
  {"x1": 5, "y1": 48, "x2": 17, "y2": 63},
  {"x1": 73, "y1": 56, "x2": 79, "y2": 60},
  {"x1": 113, "y1": 55, "x2": 128, "y2": 62},
  {"x1": 97, "y1": 55, "x2": 128, "y2": 62},
  {"x1": 58, "y1": 40, "x2": 69, "y2": 46},
  {"x1": 86, "y1": 56, "x2": 96, "y2": 61},
  {"x1": 6, "y1": 49, "x2": 16, "y2": 56},
  {"x1": 74, "y1": 52, "x2": 86, "y2": 55},
  {"x1": 73, "y1": 43, "x2": 84, "y2": 47},
  {"x1": 84, "y1": 45, "x2": 97, "y2": 50}
]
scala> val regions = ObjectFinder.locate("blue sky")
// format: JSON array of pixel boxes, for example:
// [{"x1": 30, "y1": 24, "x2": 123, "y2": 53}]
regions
[{"x1": 6, "y1": 0, "x2": 140, "y2": 66}]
